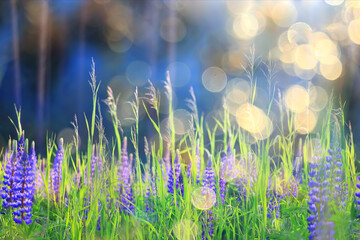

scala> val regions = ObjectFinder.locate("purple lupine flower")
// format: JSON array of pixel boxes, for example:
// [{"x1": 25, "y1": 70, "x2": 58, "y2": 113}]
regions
[
  {"x1": 202, "y1": 156, "x2": 216, "y2": 239},
  {"x1": 84, "y1": 145, "x2": 103, "y2": 185},
  {"x1": 267, "y1": 193, "x2": 281, "y2": 219},
  {"x1": 355, "y1": 177, "x2": 360, "y2": 218},
  {"x1": 219, "y1": 152, "x2": 227, "y2": 204},
  {"x1": 1, "y1": 140, "x2": 18, "y2": 210},
  {"x1": 307, "y1": 139, "x2": 322, "y2": 240},
  {"x1": 187, "y1": 153, "x2": 192, "y2": 180},
  {"x1": 118, "y1": 137, "x2": 134, "y2": 214},
  {"x1": 145, "y1": 180, "x2": 156, "y2": 213},
  {"x1": 226, "y1": 143, "x2": 235, "y2": 178},
  {"x1": 203, "y1": 157, "x2": 216, "y2": 194},
  {"x1": 12, "y1": 140, "x2": 36, "y2": 224},
  {"x1": 52, "y1": 138, "x2": 64, "y2": 202},
  {"x1": 167, "y1": 150, "x2": 181, "y2": 195}
]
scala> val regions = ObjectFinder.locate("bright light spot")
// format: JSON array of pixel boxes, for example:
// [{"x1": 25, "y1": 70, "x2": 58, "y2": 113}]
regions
[
  {"x1": 319, "y1": 56, "x2": 342, "y2": 80},
  {"x1": 233, "y1": 13, "x2": 259, "y2": 39},
  {"x1": 271, "y1": 1, "x2": 297, "y2": 27},
  {"x1": 325, "y1": 0, "x2": 344, "y2": 6},
  {"x1": 226, "y1": 1, "x2": 253, "y2": 15},
  {"x1": 167, "y1": 62, "x2": 191, "y2": 88},
  {"x1": 235, "y1": 103, "x2": 273, "y2": 140},
  {"x1": 295, "y1": 44, "x2": 317, "y2": 70},
  {"x1": 173, "y1": 109, "x2": 193, "y2": 135},
  {"x1": 285, "y1": 85, "x2": 310, "y2": 113},
  {"x1": 126, "y1": 61, "x2": 151, "y2": 86},
  {"x1": 348, "y1": 19, "x2": 360, "y2": 45},
  {"x1": 309, "y1": 85, "x2": 329, "y2": 112},
  {"x1": 191, "y1": 187, "x2": 216, "y2": 210},
  {"x1": 172, "y1": 219, "x2": 198, "y2": 240},
  {"x1": 221, "y1": 50, "x2": 247, "y2": 74},
  {"x1": 160, "y1": 17, "x2": 186, "y2": 43},
  {"x1": 202, "y1": 67, "x2": 227, "y2": 92},
  {"x1": 288, "y1": 22, "x2": 312, "y2": 45},
  {"x1": 225, "y1": 79, "x2": 251, "y2": 104},
  {"x1": 295, "y1": 110, "x2": 318, "y2": 134},
  {"x1": 314, "y1": 38, "x2": 338, "y2": 63}
]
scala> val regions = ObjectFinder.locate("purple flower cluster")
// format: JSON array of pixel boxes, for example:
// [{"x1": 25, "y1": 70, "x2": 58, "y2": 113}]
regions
[
  {"x1": 167, "y1": 150, "x2": 182, "y2": 196},
  {"x1": 307, "y1": 139, "x2": 341, "y2": 240},
  {"x1": 84, "y1": 145, "x2": 103, "y2": 185},
  {"x1": 145, "y1": 181, "x2": 156, "y2": 213},
  {"x1": 201, "y1": 157, "x2": 216, "y2": 240},
  {"x1": 12, "y1": 140, "x2": 36, "y2": 224},
  {"x1": 52, "y1": 139, "x2": 64, "y2": 202},
  {"x1": 267, "y1": 193, "x2": 281, "y2": 219},
  {"x1": 1, "y1": 140, "x2": 17, "y2": 210},
  {"x1": 118, "y1": 137, "x2": 134, "y2": 214},
  {"x1": 2, "y1": 135, "x2": 36, "y2": 225}
]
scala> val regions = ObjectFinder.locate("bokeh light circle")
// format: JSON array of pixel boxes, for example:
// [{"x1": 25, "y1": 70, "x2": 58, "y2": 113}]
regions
[
  {"x1": 191, "y1": 187, "x2": 216, "y2": 210},
  {"x1": 235, "y1": 103, "x2": 273, "y2": 140},
  {"x1": 167, "y1": 62, "x2": 191, "y2": 87},
  {"x1": 202, "y1": 67, "x2": 227, "y2": 92},
  {"x1": 319, "y1": 56, "x2": 342, "y2": 80},
  {"x1": 348, "y1": 19, "x2": 360, "y2": 45},
  {"x1": 160, "y1": 17, "x2": 186, "y2": 43},
  {"x1": 284, "y1": 85, "x2": 310, "y2": 113},
  {"x1": 309, "y1": 86, "x2": 328, "y2": 112},
  {"x1": 295, "y1": 110, "x2": 318, "y2": 134},
  {"x1": 271, "y1": 1, "x2": 297, "y2": 27},
  {"x1": 325, "y1": 0, "x2": 344, "y2": 6},
  {"x1": 233, "y1": 13, "x2": 259, "y2": 39},
  {"x1": 295, "y1": 44, "x2": 317, "y2": 70},
  {"x1": 126, "y1": 61, "x2": 151, "y2": 86}
]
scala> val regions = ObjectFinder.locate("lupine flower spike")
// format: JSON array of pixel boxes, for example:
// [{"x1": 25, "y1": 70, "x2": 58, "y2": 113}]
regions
[
  {"x1": 202, "y1": 156, "x2": 216, "y2": 239},
  {"x1": 52, "y1": 138, "x2": 64, "y2": 203},
  {"x1": 2, "y1": 140, "x2": 19, "y2": 210},
  {"x1": 118, "y1": 137, "x2": 134, "y2": 214},
  {"x1": 13, "y1": 139, "x2": 36, "y2": 224}
]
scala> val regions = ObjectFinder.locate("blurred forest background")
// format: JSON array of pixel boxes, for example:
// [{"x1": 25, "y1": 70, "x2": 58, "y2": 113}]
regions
[{"x1": 0, "y1": 0, "x2": 359, "y2": 154}]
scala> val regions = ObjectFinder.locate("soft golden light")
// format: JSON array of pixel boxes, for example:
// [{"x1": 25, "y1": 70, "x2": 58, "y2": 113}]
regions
[
  {"x1": 325, "y1": 0, "x2": 344, "y2": 6},
  {"x1": 285, "y1": 85, "x2": 310, "y2": 113},
  {"x1": 271, "y1": 1, "x2": 297, "y2": 27},
  {"x1": 202, "y1": 67, "x2": 227, "y2": 92},
  {"x1": 233, "y1": 13, "x2": 259, "y2": 39},
  {"x1": 348, "y1": 19, "x2": 360, "y2": 45},
  {"x1": 295, "y1": 44, "x2": 317, "y2": 70},
  {"x1": 235, "y1": 103, "x2": 273, "y2": 140},
  {"x1": 319, "y1": 56, "x2": 342, "y2": 80},
  {"x1": 226, "y1": 1, "x2": 254, "y2": 15},
  {"x1": 225, "y1": 79, "x2": 251, "y2": 104},
  {"x1": 288, "y1": 22, "x2": 312, "y2": 45},
  {"x1": 295, "y1": 109, "x2": 318, "y2": 134},
  {"x1": 309, "y1": 85, "x2": 328, "y2": 112}
]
